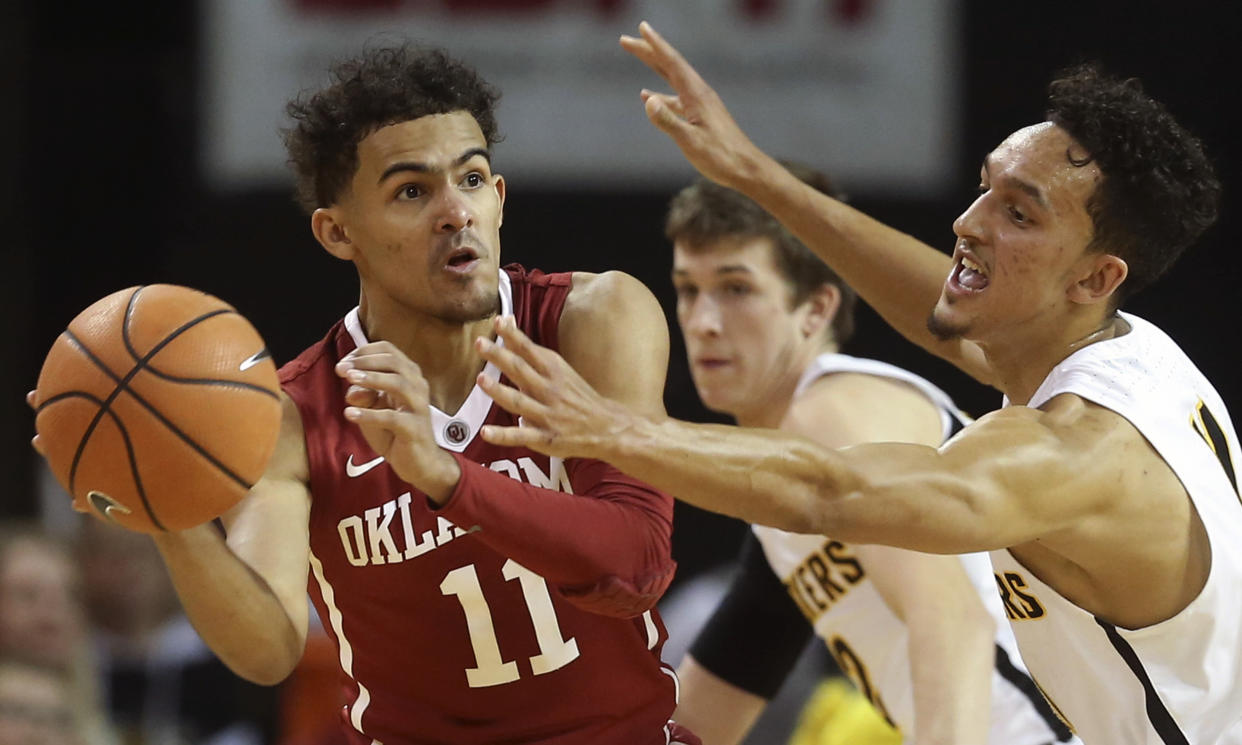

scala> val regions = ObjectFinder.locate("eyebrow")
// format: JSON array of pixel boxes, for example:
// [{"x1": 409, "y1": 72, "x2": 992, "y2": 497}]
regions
[
  {"x1": 378, "y1": 147, "x2": 491, "y2": 184},
  {"x1": 983, "y1": 156, "x2": 1050, "y2": 210}
]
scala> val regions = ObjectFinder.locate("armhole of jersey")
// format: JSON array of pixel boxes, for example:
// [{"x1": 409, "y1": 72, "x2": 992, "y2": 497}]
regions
[{"x1": 687, "y1": 533, "x2": 816, "y2": 699}]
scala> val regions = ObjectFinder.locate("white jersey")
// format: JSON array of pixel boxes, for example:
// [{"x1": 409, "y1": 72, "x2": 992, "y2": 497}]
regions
[
  {"x1": 989, "y1": 312, "x2": 1242, "y2": 745},
  {"x1": 754, "y1": 353, "x2": 1072, "y2": 745}
]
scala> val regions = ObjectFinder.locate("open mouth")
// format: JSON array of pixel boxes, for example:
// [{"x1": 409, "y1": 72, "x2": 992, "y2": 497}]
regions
[
  {"x1": 950, "y1": 252, "x2": 990, "y2": 293},
  {"x1": 445, "y1": 247, "x2": 480, "y2": 272}
]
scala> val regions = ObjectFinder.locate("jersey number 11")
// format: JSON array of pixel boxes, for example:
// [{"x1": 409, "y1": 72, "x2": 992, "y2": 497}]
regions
[{"x1": 440, "y1": 559, "x2": 581, "y2": 687}]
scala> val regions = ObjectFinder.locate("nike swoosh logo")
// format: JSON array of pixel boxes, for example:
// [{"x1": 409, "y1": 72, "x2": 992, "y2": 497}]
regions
[
  {"x1": 239, "y1": 348, "x2": 272, "y2": 372},
  {"x1": 345, "y1": 454, "x2": 385, "y2": 478},
  {"x1": 88, "y1": 491, "x2": 132, "y2": 523}
]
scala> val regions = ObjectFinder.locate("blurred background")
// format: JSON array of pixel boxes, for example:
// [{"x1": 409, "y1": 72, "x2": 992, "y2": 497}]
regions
[{"x1": 2, "y1": 1, "x2": 1238, "y2": 743}]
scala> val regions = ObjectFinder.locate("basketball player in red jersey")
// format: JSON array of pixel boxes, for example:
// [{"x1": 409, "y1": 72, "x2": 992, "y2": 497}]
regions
[{"x1": 34, "y1": 46, "x2": 695, "y2": 744}]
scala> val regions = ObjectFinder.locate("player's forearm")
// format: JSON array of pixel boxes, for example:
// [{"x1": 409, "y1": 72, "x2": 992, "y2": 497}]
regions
[
  {"x1": 907, "y1": 604, "x2": 995, "y2": 745},
  {"x1": 152, "y1": 524, "x2": 305, "y2": 685},
  {"x1": 602, "y1": 417, "x2": 999, "y2": 554},
  {"x1": 438, "y1": 456, "x2": 675, "y2": 616},
  {"x1": 673, "y1": 656, "x2": 767, "y2": 745},
  {"x1": 733, "y1": 157, "x2": 967, "y2": 370},
  {"x1": 606, "y1": 417, "x2": 856, "y2": 536}
]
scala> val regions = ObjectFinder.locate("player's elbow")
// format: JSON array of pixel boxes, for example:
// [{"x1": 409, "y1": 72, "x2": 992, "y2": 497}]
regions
[
  {"x1": 209, "y1": 619, "x2": 306, "y2": 686},
  {"x1": 559, "y1": 561, "x2": 676, "y2": 618},
  {"x1": 225, "y1": 638, "x2": 304, "y2": 686}
]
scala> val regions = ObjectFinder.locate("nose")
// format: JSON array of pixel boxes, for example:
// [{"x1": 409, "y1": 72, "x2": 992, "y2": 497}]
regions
[
  {"x1": 434, "y1": 186, "x2": 473, "y2": 234},
  {"x1": 682, "y1": 295, "x2": 723, "y2": 339},
  {"x1": 952, "y1": 192, "x2": 987, "y2": 242}
]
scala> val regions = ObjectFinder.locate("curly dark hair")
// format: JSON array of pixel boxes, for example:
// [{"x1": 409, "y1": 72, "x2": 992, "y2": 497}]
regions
[
  {"x1": 282, "y1": 44, "x2": 502, "y2": 214},
  {"x1": 1046, "y1": 64, "x2": 1220, "y2": 304},
  {"x1": 665, "y1": 162, "x2": 858, "y2": 345}
]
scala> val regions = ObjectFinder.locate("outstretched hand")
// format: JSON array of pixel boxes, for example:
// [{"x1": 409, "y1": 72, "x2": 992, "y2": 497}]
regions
[
  {"x1": 620, "y1": 21, "x2": 765, "y2": 190},
  {"x1": 475, "y1": 316, "x2": 641, "y2": 461}
]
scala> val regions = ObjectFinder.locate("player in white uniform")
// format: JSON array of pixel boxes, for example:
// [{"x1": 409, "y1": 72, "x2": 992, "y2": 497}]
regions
[
  {"x1": 662, "y1": 170, "x2": 1070, "y2": 745},
  {"x1": 471, "y1": 25, "x2": 1242, "y2": 745},
  {"x1": 987, "y1": 314, "x2": 1242, "y2": 744}
]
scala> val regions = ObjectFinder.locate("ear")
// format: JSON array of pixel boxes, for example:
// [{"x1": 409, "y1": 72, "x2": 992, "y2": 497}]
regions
[
  {"x1": 1068, "y1": 252, "x2": 1128, "y2": 305},
  {"x1": 494, "y1": 173, "x2": 506, "y2": 228},
  {"x1": 311, "y1": 207, "x2": 354, "y2": 261},
  {"x1": 801, "y1": 283, "x2": 841, "y2": 340}
]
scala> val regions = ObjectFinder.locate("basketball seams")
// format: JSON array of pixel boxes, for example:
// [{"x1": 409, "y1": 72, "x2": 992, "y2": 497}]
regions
[
  {"x1": 36, "y1": 389, "x2": 166, "y2": 531},
  {"x1": 138, "y1": 369, "x2": 279, "y2": 398},
  {"x1": 38, "y1": 284, "x2": 282, "y2": 534},
  {"x1": 60, "y1": 327, "x2": 260, "y2": 497},
  {"x1": 122, "y1": 288, "x2": 279, "y2": 399}
]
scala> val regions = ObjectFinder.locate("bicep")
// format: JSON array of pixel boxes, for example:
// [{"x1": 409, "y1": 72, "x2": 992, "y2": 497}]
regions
[
  {"x1": 833, "y1": 405, "x2": 1126, "y2": 552},
  {"x1": 221, "y1": 394, "x2": 312, "y2": 641},
  {"x1": 559, "y1": 271, "x2": 669, "y2": 418}
]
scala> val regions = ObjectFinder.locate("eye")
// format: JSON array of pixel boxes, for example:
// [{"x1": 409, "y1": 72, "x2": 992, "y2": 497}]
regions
[
  {"x1": 462, "y1": 172, "x2": 485, "y2": 188},
  {"x1": 397, "y1": 184, "x2": 423, "y2": 200},
  {"x1": 723, "y1": 282, "x2": 751, "y2": 297},
  {"x1": 673, "y1": 284, "x2": 697, "y2": 300},
  {"x1": 1008, "y1": 204, "x2": 1029, "y2": 224}
]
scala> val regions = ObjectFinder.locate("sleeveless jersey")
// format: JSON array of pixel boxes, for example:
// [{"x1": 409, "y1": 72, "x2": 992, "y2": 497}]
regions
[
  {"x1": 280, "y1": 265, "x2": 678, "y2": 745},
  {"x1": 989, "y1": 312, "x2": 1242, "y2": 745},
  {"x1": 752, "y1": 353, "x2": 1071, "y2": 744}
]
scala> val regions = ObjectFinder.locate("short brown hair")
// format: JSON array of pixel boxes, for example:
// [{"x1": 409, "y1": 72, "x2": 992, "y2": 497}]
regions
[{"x1": 664, "y1": 162, "x2": 857, "y2": 344}]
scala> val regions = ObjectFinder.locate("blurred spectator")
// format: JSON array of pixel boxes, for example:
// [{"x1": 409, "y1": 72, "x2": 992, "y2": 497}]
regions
[
  {"x1": 0, "y1": 656, "x2": 80, "y2": 745},
  {"x1": 76, "y1": 518, "x2": 279, "y2": 745},
  {"x1": 0, "y1": 523, "x2": 114, "y2": 744}
]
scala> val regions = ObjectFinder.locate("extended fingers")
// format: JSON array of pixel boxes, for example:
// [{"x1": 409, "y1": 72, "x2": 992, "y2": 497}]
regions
[
  {"x1": 478, "y1": 319, "x2": 556, "y2": 390},
  {"x1": 477, "y1": 374, "x2": 548, "y2": 422},
  {"x1": 623, "y1": 22, "x2": 707, "y2": 97},
  {"x1": 343, "y1": 368, "x2": 425, "y2": 411},
  {"x1": 480, "y1": 423, "x2": 555, "y2": 452},
  {"x1": 642, "y1": 92, "x2": 689, "y2": 133},
  {"x1": 343, "y1": 405, "x2": 421, "y2": 438}
]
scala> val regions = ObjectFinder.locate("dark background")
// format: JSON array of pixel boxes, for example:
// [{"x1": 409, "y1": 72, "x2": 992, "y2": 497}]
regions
[{"x1": 4, "y1": 2, "x2": 1239, "y2": 584}]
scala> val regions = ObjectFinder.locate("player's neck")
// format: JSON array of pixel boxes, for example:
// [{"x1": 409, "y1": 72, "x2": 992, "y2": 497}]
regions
[
  {"x1": 983, "y1": 310, "x2": 1124, "y2": 406},
  {"x1": 359, "y1": 304, "x2": 495, "y2": 414},
  {"x1": 734, "y1": 340, "x2": 835, "y2": 428}
]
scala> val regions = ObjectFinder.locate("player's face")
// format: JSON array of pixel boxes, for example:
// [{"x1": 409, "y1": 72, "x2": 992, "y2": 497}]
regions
[
  {"x1": 0, "y1": 542, "x2": 83, "y2": 668},
  {"x1": 930, "y1": 122, "x2": 1101, "y2": 343},
  {"x1": 337, "y1": 111, "x2": 505, "y2": 323},
  {"x1": 672, "y1": 236, "x2": 816, "y2": 422}
]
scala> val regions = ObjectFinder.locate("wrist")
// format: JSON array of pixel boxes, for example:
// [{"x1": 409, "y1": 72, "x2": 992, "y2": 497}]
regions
[
  {"x1": 420, "y1": 450, "x2": 462, "y2": 506},
  {"x1": 609, "y1": 408, "x2": 660, "y2": 465}
]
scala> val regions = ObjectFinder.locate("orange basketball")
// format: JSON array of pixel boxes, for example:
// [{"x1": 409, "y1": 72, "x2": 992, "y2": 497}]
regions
[{"x1": 34, "y1": 285, "x2": 283, "y2": 534}]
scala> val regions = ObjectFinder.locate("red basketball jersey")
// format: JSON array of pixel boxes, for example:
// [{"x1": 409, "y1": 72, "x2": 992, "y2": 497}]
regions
[{"x1": 280, "y1": 265, "x2": 679, "y2": 745}]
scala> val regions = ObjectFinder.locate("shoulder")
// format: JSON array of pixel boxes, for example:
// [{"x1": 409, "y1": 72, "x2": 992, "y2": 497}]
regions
[
  {"x1": 785, "y1": 370, "x2": 944, "y2": 448},
  {"x1": 563, "y1": 270, "x2": 662, "y2": 320},
  {"x1": 558, "y1": 271, "x2": 669, "y2": 414},
  {"x1": 559, "y1": 270, "x2": 669, "y2": 353}
]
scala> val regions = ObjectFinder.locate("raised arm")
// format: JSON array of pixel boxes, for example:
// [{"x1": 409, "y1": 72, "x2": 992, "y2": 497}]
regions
[
  {"x1": 150, "y1": 394, "x2": 311, "y2": 685},
  {"x1": 619, "y1": 22, "x2": 992, "y2": 384}
]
